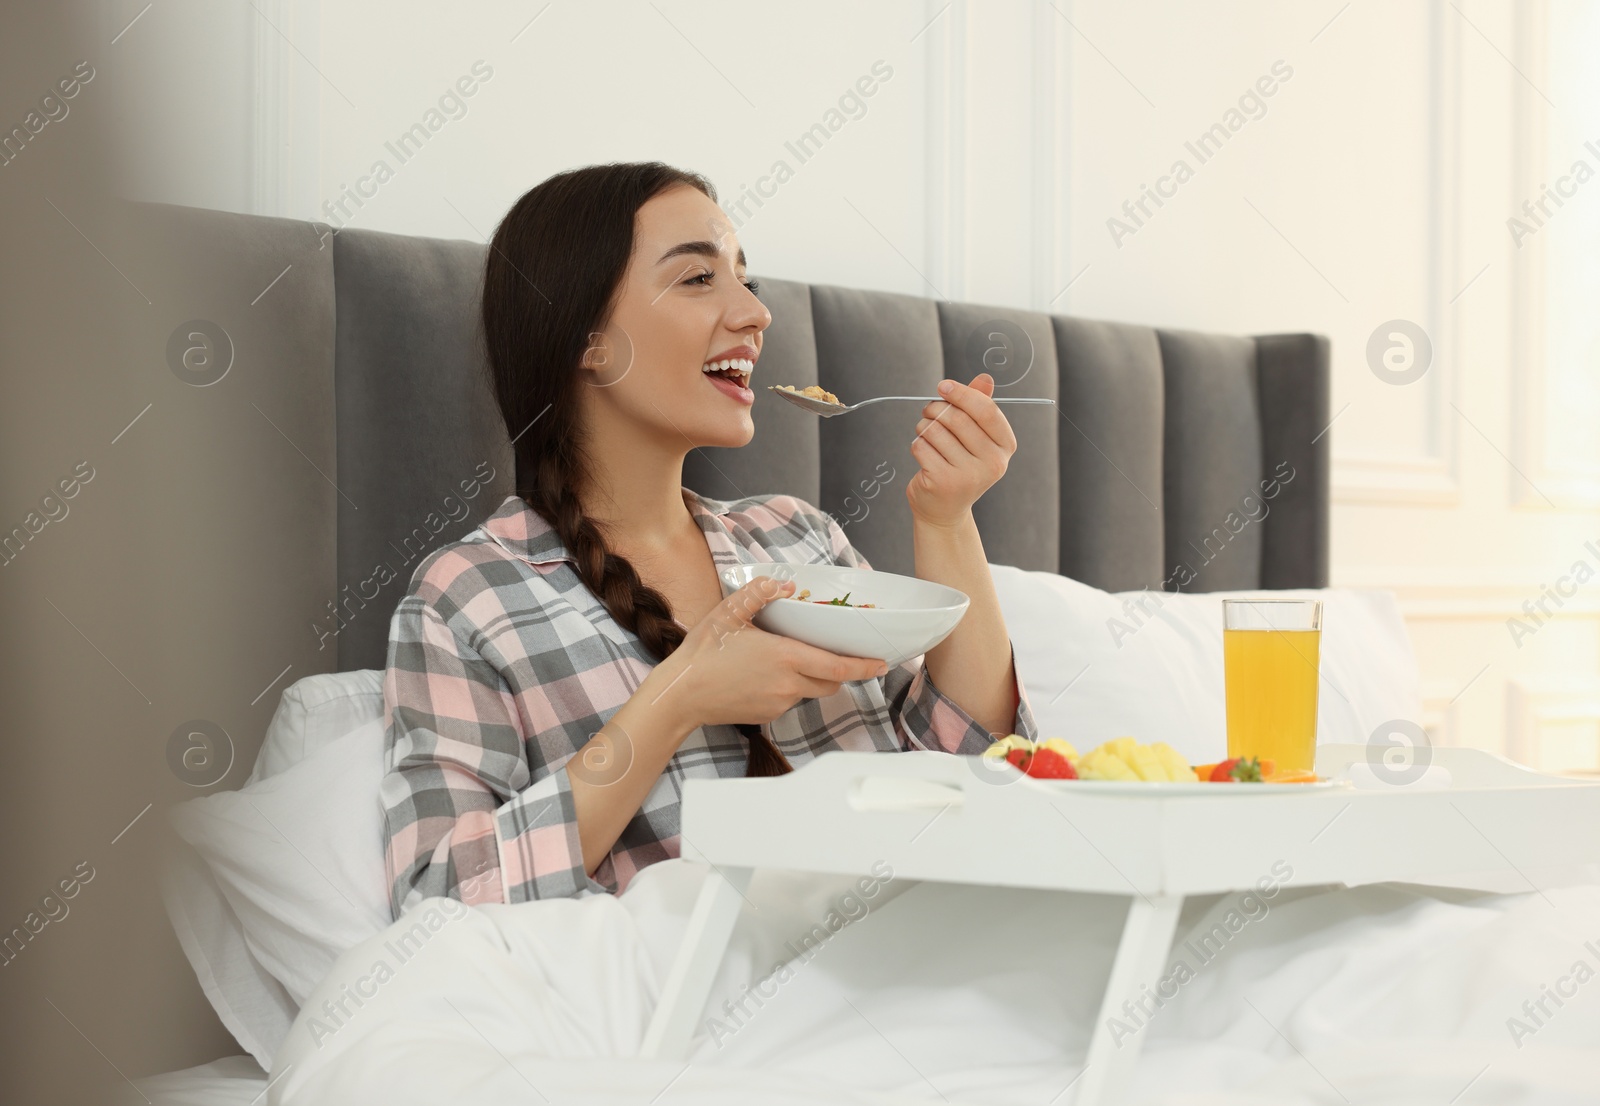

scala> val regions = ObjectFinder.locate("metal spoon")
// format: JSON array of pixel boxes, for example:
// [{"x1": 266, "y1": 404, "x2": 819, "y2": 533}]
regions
[{"x1": 768, "y1": 385, "x2": 1056, "y2": 418}]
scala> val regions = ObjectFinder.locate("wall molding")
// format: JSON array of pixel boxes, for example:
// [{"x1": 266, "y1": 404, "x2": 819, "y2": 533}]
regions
[
  {"x1": 1509, "y1": 0, "x2": 1600, "y2": 510},
  {"x1": 251, "y1": 0, "x2": 322, "y2": 220},
  {"x1": 1031, "y1": 0, "x2": 1071, "y2": 313},
  {"x1": 1506, "y1": 675, "x2": 1600, "y2": 770},
  {"x1": 1332, "y1": 566, "x2": 1600, "y2": 620},
  {"x1": 923, "y1": 0, "x2": 967, "y2": 303},
  {"x1": 1331, "y1": 0, "x2": 1461, "y2": 506},
  {"x1": 1419, "y1": 679, "x2": 1463, "y2": 748},
  {"x1": 1331, "y1": 454, "x2": 1459, "y2": 505},
  {"x1": 251, "y1": 0, "x2": 288, "y2": 216}
]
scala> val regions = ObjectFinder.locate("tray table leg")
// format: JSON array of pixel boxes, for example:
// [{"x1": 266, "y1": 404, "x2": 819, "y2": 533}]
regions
[
  {"x1": 640, "y1": 864, "x2": 754, "y2": 1060},
  {"x1": 1074, "y1": 893, "x2": 1183, "y2": 1106}
]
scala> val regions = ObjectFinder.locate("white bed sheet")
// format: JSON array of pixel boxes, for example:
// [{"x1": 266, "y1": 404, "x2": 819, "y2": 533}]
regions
[{"x1": 255, "y1": 859, "x2": 1600, "y2": 1105}]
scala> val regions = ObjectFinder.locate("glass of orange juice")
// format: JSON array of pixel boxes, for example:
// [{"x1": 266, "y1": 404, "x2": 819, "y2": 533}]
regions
[{"x1": 1222, "y1": 599, "x2": 1323, "y2": 773}]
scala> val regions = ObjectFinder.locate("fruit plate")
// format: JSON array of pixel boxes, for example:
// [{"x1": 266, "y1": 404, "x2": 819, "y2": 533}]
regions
[{"x1": 1036, "y1": 778, "x2": 1353, "y2": 795}]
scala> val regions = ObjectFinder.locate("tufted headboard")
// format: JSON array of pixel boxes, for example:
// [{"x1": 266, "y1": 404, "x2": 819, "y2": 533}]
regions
[{"x1": 140, "y1": 203, "x2": 1327, "y2": 676}]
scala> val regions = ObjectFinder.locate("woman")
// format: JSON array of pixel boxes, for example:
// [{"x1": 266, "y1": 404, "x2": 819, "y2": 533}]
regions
[{"x1": 378, "y1": 161, "x2": 1038, "y2": 919}]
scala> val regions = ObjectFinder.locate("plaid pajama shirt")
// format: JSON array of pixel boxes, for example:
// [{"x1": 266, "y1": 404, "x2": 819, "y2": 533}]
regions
[{"x1": 379, "y1": 489, "x2": 1039, "y2": 918}]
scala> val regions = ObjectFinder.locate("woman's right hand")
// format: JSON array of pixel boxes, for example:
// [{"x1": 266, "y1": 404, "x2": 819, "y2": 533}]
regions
[{"x1": 650, "y1": 576, "x2": 890, "y2": 732}]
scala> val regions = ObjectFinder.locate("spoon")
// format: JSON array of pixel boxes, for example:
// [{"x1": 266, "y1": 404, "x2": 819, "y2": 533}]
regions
[{"x1": 768, "y1": 385, "x2": 1056, "y2": 418}]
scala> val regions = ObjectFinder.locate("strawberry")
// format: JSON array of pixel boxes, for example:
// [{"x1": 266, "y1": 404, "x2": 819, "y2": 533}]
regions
[
  {"x1": 1209, "y1": 756, "x2": 1264, "y2": 783},
  {"x1": 1005, "y1": 747, "x2": 1031, "y2": 772},
  {"x1": 1024, "y1": 747, "x2": 1078, "y2": 779}
]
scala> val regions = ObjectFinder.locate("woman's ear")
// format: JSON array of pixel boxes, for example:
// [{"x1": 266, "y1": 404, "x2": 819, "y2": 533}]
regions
[{"x1": 580, "y1": 328, "x2": 634, "y2": 387}]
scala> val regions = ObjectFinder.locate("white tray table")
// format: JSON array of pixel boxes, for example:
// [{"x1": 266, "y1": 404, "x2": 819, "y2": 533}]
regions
[{"x1": 641, "y1": 744, "x2": 1600, "y2": 1105}]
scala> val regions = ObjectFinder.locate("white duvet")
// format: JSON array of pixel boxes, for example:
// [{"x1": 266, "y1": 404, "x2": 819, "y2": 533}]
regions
[{"x1": 268, "y1": 860, "x2": 1600, "y2": 1105}]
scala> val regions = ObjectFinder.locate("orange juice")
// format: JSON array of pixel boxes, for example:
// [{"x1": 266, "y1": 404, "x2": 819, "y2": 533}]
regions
[{"x1": 1223, "y1": 628, "x2": 1320, "y2": 771}]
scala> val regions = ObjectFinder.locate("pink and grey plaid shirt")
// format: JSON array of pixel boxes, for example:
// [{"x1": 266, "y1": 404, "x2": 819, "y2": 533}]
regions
[{"x1": 379, "y1": 489, "x2": 1038, "y2": 918}]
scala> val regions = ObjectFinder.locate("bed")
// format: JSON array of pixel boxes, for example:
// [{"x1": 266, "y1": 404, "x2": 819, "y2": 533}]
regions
[{"x1": 130, "y1": 197, "x2": 1381, "y2": 1104}]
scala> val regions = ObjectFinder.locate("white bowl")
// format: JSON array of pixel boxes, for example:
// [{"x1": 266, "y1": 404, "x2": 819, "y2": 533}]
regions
[{"x1": 717, "y1": 562, "x2": 970, "y2": 667}]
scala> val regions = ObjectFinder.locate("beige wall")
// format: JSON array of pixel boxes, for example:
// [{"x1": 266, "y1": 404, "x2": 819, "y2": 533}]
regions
[{"x1": 252, "y1": 0, "x2": 1594, "y2": 773}]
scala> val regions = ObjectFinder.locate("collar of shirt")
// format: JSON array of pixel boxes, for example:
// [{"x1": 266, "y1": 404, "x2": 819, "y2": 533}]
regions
[{"x1": 477, "y1": 488, "x2": 775, "y2": 572}]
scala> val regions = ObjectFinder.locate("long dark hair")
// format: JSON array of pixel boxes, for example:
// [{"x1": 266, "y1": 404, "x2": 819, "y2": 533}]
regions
[{"x1": 481, "y1": 161, "x2": 791, "y2": 777}]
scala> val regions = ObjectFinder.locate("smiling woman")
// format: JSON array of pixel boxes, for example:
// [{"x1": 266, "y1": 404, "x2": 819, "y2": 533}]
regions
[{"x1": 376, "y1": 161, "x2": 1036, "y2": 914}]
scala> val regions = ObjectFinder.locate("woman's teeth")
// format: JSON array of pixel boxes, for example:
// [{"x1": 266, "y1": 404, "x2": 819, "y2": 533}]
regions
[{"x1": 701, "y1": 358, "x2": 753, "y2": 388}]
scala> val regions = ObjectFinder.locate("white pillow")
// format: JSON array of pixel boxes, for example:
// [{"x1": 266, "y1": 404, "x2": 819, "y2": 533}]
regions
[
  {"x1": 988, "y1": 565, "x2": 1422, "y2": 766},
  {"x1": 163, "y1": 670, "x2": 390, "y2": 1067},
  {"x1": 168, "y1": 716, "x2": 393, "y2": 1011},
  {"x1": 157, "y1": 835, "x2": 296, "y2": 1072},
  {"x1": 247, "y1": 669, "x2": 384, "y2": 784}
]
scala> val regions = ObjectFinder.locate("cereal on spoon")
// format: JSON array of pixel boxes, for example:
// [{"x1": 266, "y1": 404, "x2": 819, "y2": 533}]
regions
[{"x1": 775, "y1": 384, "x2": 842, "y2": 406}]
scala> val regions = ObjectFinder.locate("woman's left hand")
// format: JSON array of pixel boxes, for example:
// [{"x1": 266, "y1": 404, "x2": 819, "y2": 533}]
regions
[{"x1": 905, "y1": 372, "x2": 1019, "y2": 528}]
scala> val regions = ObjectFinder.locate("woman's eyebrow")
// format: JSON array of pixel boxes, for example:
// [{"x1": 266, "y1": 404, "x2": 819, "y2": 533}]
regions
[{"x1": 656, "y1": 240, "x2": 747, "y2": 268}]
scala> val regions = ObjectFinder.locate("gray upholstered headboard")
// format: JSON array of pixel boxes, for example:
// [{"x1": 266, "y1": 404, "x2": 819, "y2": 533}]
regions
[{"x1": 143, "y1": 203, "x2": 1327, "y2": 676}]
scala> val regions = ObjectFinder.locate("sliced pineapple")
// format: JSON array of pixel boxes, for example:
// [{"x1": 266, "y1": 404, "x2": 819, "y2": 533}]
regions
[
  {"x1": 1125, "y1": 743, "x2": 1167, "y2": 781},
  {"x1": 1074, "y1": 736, "x2": 1198, "y2": 782},
  {"x1": 1150, "y1": 742, "x2": 1198, "y2": 783},
  {"x1": 1075, "y1": 747, "x2": 1139, "y2": 781}
]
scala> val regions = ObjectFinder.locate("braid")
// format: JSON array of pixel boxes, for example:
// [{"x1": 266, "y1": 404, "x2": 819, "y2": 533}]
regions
[{"x1": 526, "y1": 444, "x2": 792, "y2": 777}]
